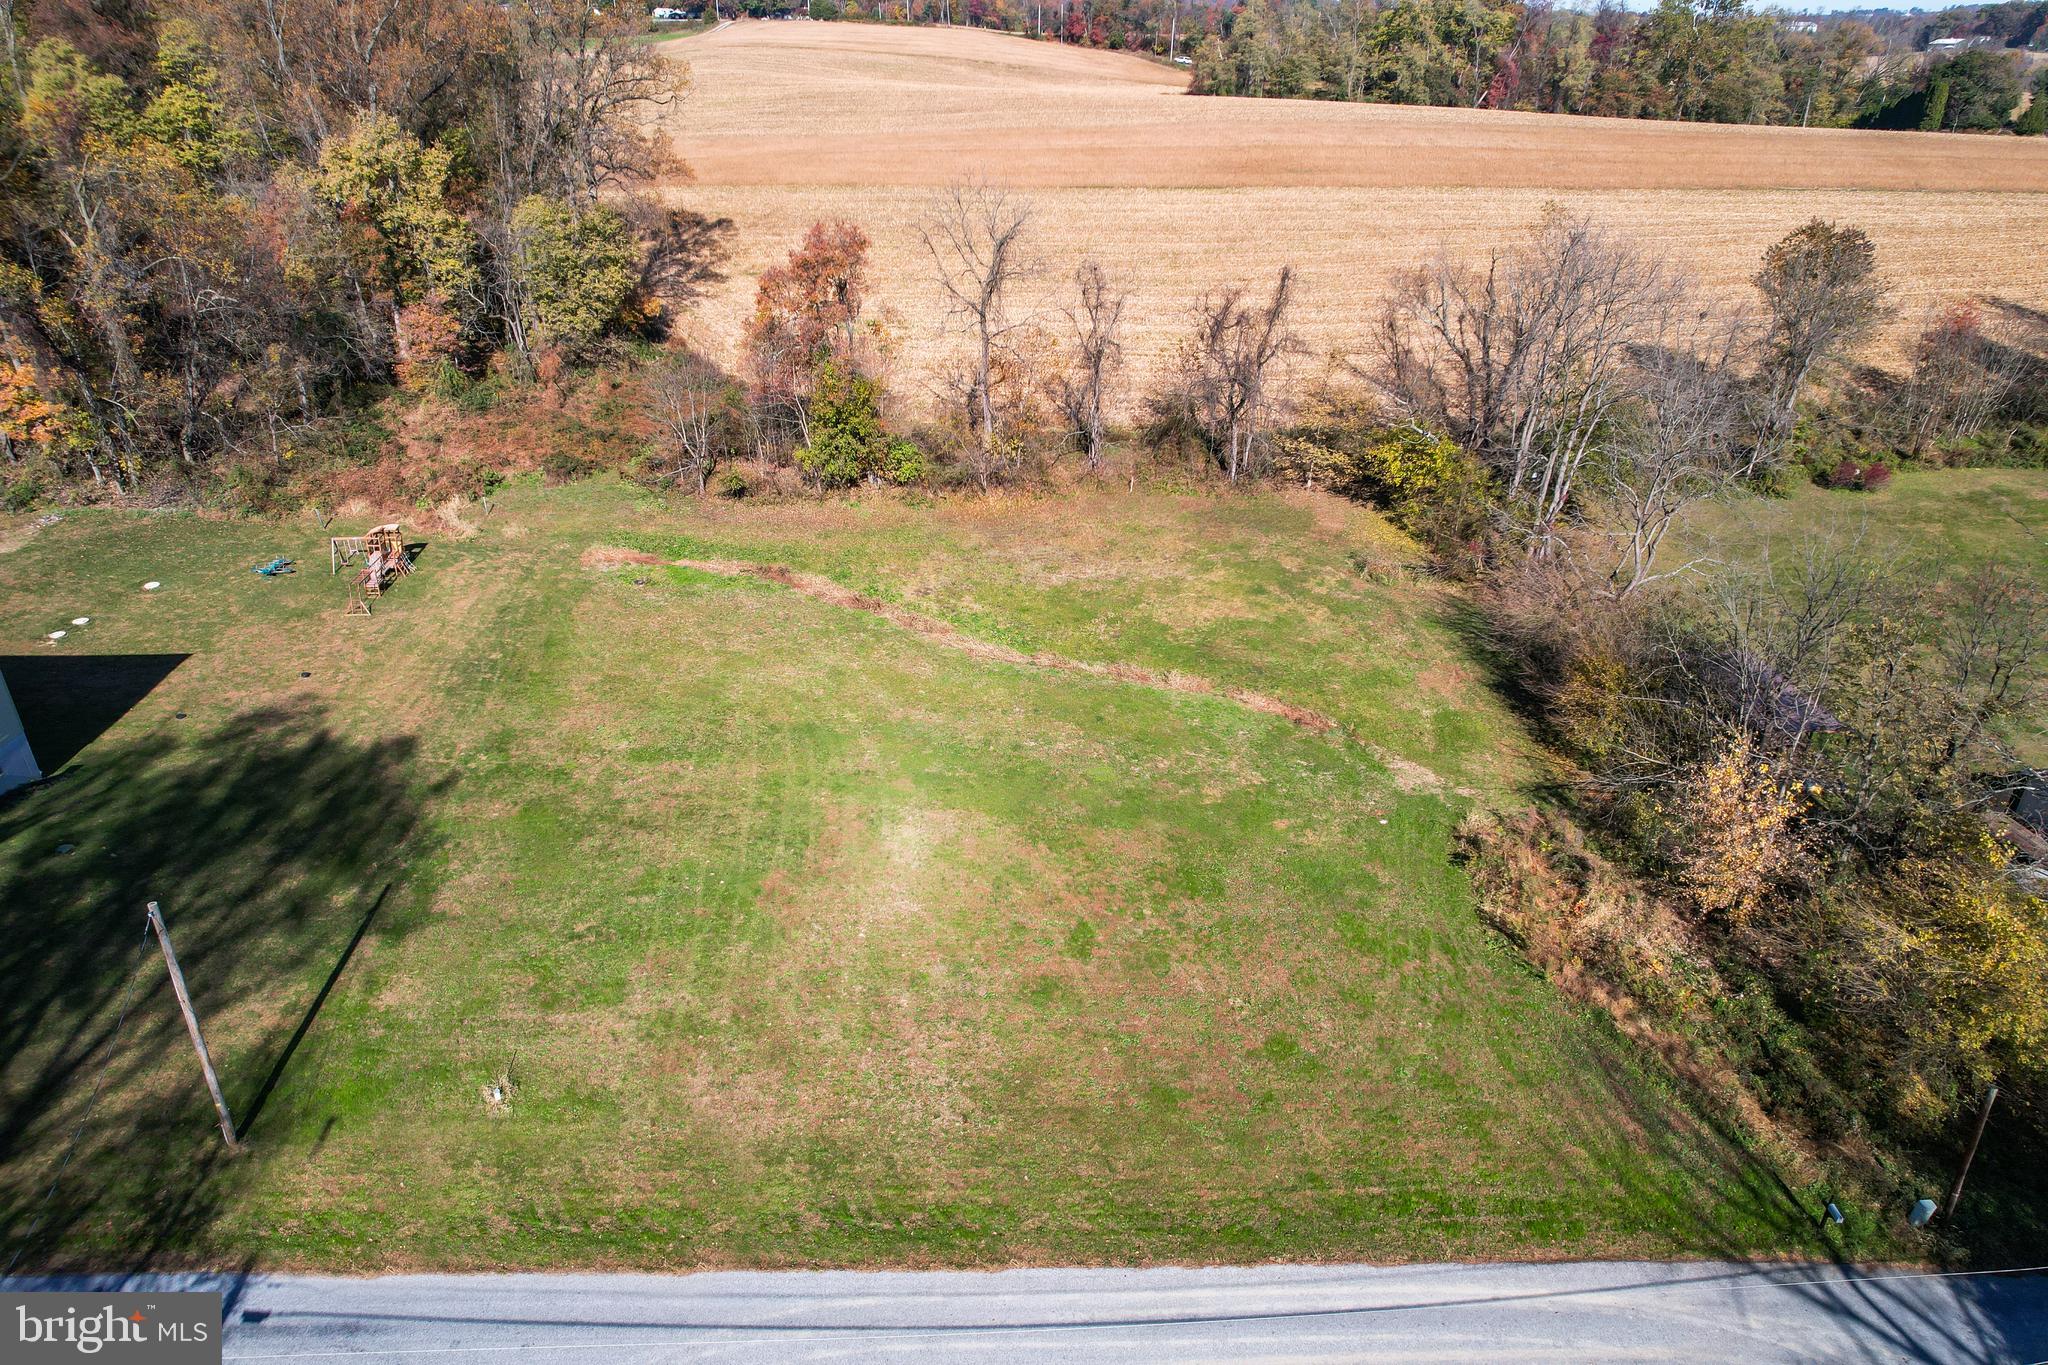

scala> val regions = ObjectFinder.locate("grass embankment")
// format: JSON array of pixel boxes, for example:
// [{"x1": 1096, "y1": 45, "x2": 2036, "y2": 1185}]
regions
[{"x1": 0, "y1": 479, "x2": 1860, "y2": 1269}]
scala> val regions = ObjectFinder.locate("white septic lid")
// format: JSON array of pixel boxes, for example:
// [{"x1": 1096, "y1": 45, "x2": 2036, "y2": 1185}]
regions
[
  {"x1": 142, "y1": 581, "x2": 161, "y2": 590},
  {"x1": 47, "y1": 629, "x2": 65, "y2": 639},
  {"x1": 71, "y1": 617, "x2": 89, "y2": 626}
]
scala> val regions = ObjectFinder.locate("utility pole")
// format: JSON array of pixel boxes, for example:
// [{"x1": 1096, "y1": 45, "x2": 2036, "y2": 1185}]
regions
[
  {"x1": 1943, "y1": 1083, "x2": 1997, "y2": 1220},
  {"x1": 147, "y1": 902, "x2": 241, "y2": 1150}
]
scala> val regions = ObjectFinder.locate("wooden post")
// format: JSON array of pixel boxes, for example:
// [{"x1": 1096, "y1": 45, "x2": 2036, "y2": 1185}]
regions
[
  {"x1": 146, "y1": 902, "x2": 240, "y2": 1150},
  {"x1": 1943, "y1": 1083, "x2": 1997, "y2": 1220}
]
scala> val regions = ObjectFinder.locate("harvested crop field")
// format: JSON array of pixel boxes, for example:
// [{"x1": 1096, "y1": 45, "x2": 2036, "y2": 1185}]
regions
[{"x1": 655, "y1": 21, "x2": 2048, "y2": 393}]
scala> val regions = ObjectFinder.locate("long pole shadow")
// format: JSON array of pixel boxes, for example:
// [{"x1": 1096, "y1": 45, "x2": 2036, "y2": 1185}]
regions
[{"x1": 238, "y1": 884, "x2": 390, "y2": 1140}]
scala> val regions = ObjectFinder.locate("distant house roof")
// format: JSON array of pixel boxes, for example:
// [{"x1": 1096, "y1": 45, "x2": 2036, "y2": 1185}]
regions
[
  {"x1": 1700, "y1": 650, "x2": 1847, "y2": 741},
  {"x1": 2005, "y1": 769, "x2": 2048, "y2": 835}
]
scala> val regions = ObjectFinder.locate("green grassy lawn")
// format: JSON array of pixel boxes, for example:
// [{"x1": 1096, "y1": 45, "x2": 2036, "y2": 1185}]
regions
[
  {"x1": 1680, "y1": 467, "x2": 2047, "y2": 577},
  {"x1": 1677, "y1": 466, "x2": 2048, "y2": 759},
  {"x1": 0, "y1": 480, "x2": 1831, "y2": 1270}
]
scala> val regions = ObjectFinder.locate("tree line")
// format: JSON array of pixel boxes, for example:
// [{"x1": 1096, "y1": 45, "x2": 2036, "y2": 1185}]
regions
[
  {"x1": 1188, "y1": 0, "x2": 2047, "y2": 131},
  {"x1": 807, "y1": 0, "x2": 2047, "y2": 131}
]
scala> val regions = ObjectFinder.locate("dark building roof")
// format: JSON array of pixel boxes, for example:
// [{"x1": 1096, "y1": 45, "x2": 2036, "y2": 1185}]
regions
[{"x1": 1700, "y1": 650, "x2": 1847, "y2": 740}]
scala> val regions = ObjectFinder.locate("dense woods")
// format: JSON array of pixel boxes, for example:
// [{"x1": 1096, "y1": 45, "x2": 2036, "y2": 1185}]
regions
[{"x1": 0, "y1": 0, "x2": 693, "y2": 503}]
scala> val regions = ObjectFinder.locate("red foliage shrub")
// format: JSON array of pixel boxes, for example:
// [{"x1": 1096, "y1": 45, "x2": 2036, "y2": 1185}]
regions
[
  {"x1": 394, "y1": 294, "x2": 463, "y2": 393},
  {"x1": 1825, "y1": 460, "x2": 1892, "y2": 491},
  {"x1": 742, "y1": 219, "x2": 871, "y2": 415}
]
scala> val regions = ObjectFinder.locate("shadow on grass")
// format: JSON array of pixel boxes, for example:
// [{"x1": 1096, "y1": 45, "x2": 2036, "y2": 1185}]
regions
[
  {"x1": 1560, "y1": 1049, "x2": 2048, "y2": 1359},
  {"x1": 0, "y1": 701, "x2": 444, "y2": 1270},
  {"x1": 0, "y1": 654, "x2": 189, "y2": 774},
  {"x1": 1428, "y1": 596, "x2": 1578, "y2": 805}
]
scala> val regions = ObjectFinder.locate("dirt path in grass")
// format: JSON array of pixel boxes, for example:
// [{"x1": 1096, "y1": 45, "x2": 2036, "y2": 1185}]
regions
[{"x1": 585, "y1": 545, "x2": 1458, "y2": 795}]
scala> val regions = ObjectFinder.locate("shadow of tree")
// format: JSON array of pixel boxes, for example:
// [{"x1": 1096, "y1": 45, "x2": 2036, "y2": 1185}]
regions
[
  {"x1": 0, "y1": 701, "x2": 445, "y2": 1270},
  {"x1": 1518, "y1": 1042, "x2": 2048, "y2": 1355},
  {"x1": 630, "y1": 204, "x2": 736, "y2": 319},
  {"x1": 1983, "y1": 295, "x2": 2048, "y2": 338},
  {"x1": 1428, "y1": 596, "x2": 1578, "y2": 805}
]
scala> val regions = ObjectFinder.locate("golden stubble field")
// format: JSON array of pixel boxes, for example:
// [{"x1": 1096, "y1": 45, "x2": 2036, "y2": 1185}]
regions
[{"x1": 656, "y1": 21, "x2": 2048, "y2": 400}]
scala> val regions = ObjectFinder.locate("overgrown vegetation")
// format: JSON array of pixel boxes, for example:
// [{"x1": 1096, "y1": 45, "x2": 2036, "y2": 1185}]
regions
[
  {"x1": 1398, "y1": 233, "x2": 2048, "y2": 1257},
  {"x1": 0, "y1": 0, "x2": 691, "y2": 503}
]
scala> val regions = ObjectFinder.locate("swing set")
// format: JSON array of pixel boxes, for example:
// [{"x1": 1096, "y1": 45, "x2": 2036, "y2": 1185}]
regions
[{"x1": 329, "y1": 523, "x2": 414, "y2": 614}]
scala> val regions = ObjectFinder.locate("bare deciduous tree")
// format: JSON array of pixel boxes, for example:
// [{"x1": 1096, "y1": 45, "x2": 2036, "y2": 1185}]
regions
[
  {"x1": 1595, "y1": 310, "x2": 1750, "y2": 598},
  {"x1": 497, "y1": 0, "x2": 688, "y2": 208},
  {"x1": 1179, "y1": 266, "x2": 1301, "y2": 483},
  {"x1": 474, "y1": 0, "x2": 689, "y2": 375},
  {"x1": 1057, "y1": 259, "x2": 1127, "y2": 473},
  {"x1": 1897, "y1": 300, "x2": 2035, "y2": 453},
  {"x1": 920, "y1": 181, "x2": 1034, "y2": 489},
  {"x1": 1378, "y1": 212, "x2": 1675, "y2": 554},
  {"x1": 192, "y1": 0, "x2": 491, "y2": 157},
  {"x1": 1930, "y1": 568, "x2": 2048, "y2": 769},
  {"x1": 650, "y1": 351, "x2": 727, "y2": 493}
]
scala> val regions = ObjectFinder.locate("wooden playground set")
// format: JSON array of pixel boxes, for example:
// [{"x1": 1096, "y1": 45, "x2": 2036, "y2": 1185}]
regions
[{"x1": 328, "y1": 523, "x2": 414, "y2": 614}]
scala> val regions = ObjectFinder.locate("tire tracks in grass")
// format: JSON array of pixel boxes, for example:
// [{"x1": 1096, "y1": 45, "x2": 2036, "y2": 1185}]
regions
[{"x1": 585, "y1": 544, "x2": 1463, "y2": 799}]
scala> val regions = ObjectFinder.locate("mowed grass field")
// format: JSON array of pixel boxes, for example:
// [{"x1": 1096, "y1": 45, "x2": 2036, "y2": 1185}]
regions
[
  {"x1": 0, "y1": 483, "x2": 1825, "y2": 1269},
  {"x1": 656, "y1": 22, "x2": 2048, "y2": 395},
  {"x1": 1676, "y1": 467, "x2": 2048, "y2": 762}
]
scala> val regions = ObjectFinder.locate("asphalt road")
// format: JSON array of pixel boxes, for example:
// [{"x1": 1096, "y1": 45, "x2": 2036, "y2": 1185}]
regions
[{"x1": 11, "y1": 1261, "x2": 2048, "y2": 1363}]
